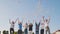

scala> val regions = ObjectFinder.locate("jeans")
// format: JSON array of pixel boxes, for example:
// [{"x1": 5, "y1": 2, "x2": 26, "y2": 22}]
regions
[
  {"x1": 45, "y1": 26, "x2": 50, "y2": 34},
  {"x1": 10, "y1": 28, "x2": 14, "y2": 34},
  {"x1": 36, "y1": 31, "x2": 39, "y2": 34},
  {"x1": 18, "y1": 29, "x2": 22, "y2": 34},
  {"x1": 24, "y1": 29, "x2": 28, "y2": 34},
  {"x1": 40, "y1": 29, "x2": 44, "y2": 34}
]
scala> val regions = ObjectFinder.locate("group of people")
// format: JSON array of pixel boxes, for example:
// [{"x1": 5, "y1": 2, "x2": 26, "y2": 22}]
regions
[{"x1": 9, "y1": 16, "x2": 50, "y2": 34}]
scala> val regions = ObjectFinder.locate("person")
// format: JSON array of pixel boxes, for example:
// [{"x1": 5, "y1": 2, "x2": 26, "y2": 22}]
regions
[
  {"x1": 9, "y1": 19, "x2": 17, "y2": 34},
  {"x1": 40, "y1": 16, "x2": 45, "y2": 34},
  {"x1": 17, "y1": 18, "x2": 23, "y2": 34},
  {"x1": 45, "y1": 16, "x2": 50, "y2": 34},
  {"x1": 23, "y1": 22, "x2": 28, "y2": 34},
  {"x1": 35, "y1": 21, "x2": 40, "y2": 34},
  {"x1": 28, "y1": 20, "x2": 33, "y2": 34}
]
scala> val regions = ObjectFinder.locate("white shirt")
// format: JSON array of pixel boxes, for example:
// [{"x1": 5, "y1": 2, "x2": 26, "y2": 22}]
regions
[
  {"x1": 40, "y1": 19, "x2": 45, "y2": 29},
  {"x1": 10, "y1": 23, "x2": 14, "y2": 28},
  {"x1": 23, "y1": 23, "x2": 28, "y2": 29},
  {"x1": 45, "y1": 20, "x2": 49, "y2": 27},
  {"x1": 40, "y1": 23, "x2": 45, "y2": 29}
]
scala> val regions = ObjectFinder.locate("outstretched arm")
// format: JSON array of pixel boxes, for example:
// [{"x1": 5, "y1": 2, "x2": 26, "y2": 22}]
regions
[
  {"x1": 40, "y1": 16, "x2": 45, "y2": 23},
  {"x1": 28, "y1": 20, "x2": 30, "y2": 24},
  {"x1": 21, "y1": 20, "x2": 23, "y2": 23},
  {"x1": 9, "y1": 19, "x2": 11, "y2": 24},
  {"x1": 18, "y1": 18, "x2": 20, "y2": 24},
  {"x1": 42, "y1": 16, "x2": 45, "y2": 21},
  {"x1": 39, "y1": 21, "x2": 40, "y2": 26},
  {"x1": 34, "y1": 20, "x2": 37, "y2": 25},
  {"x1": 17, "y1": 18, "x2": 22, "y2": 24},
  {"x1": 14, "y1": 18, "x2": 18, "y2": 23},
  {"x1": 48, "y1": 16, "x2": 50, "y2": 23},
  {"x1": 33, "y1": 20, "x2": 35, "y2": 24}
]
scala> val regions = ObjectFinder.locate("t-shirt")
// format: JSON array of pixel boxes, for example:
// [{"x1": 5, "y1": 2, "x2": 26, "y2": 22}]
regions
[
  {"x1": 40, "y1": 19, "x2": 45, "y2": 29},
  {"x1": 40, "y1": 23, "x2": 45, "y2": 29},
  {"x1": 29, "y1": 23, "x2": 33, "y2": 31},
  {"x1": 18, "y1": 23, "x2": 22, "y2": 30},
  {"x1": 35, "y1": 23, "x2": 40, "y2": 31},
  {"x1": 23, "y1": 23, "x2": 28, "y2": 29},
  {"x1": 45, "y1": 20, "x2": 49, "y2": 27},
  {"x1": 10, "y1": 22, "x2": 14, "y2": 29}
]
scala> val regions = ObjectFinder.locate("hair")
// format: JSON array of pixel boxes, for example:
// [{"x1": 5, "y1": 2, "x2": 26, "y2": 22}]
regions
[
  {"x1": 45, "y1": 19, "x2": 48, "y2": 22},
  {"x1": 12, "y1": 21, "x2": 14, "y2": 24}
]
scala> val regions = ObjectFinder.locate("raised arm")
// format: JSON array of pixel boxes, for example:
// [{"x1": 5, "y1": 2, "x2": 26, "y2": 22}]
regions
[
  {"x1": 48, "y1": 16, "x2": 50, "y2": 23},
  {"x1": 27, "y1": 20, "x2": 32, "y2": 26},
  {"x1": 34, "y1": 20, "x2": 37, "y2": 25},
  {"x1": 33, "y1": 20, "x2": 35, "y2": 24},
  {"x1": 21, "y1": 20, "x2": 23, "y2": 23},
  {"x1": 39, "y1": 21, "x2": 40, "y2": 26},
  {"x1": 25, "y1": 22, "x2": 29, "y2": 27},
  {"x1": 27, "y1": 20, "x2": 30, "y2": 24},
  {"x1": 18, "y1": 18, "x2": 20, "y2": 24},
  {"x1": 9, "y1": 19, "x2": 11, "y2": 24},
  {"x1": 14, "y1": 18, "x2": 18, "y2": 23},
  {"x1": 42, "y1": 16, "x2": 45, "y2": 21}
]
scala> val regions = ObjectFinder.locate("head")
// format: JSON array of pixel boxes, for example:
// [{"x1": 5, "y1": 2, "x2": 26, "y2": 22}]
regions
[
  {"x1": 45, "y1": 19, "x2": 48, "y2": 22},
  {"x1": 42, "y1": 16, "x2": 44, "y2": 18},
  {"x1": 12, "y1": 21, "x2": 14, "y2": 24},
  {"x1": 29, "y1": 23, "x2": 33, "y2": 27},
  {"x1": 26, "y1": 23, "x2": 27, "y2": 25}
]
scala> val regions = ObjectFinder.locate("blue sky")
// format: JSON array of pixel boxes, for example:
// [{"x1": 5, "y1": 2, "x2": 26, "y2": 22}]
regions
[{"x1": 0, "y1": 0, "x2": 60, "y2": 34}]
